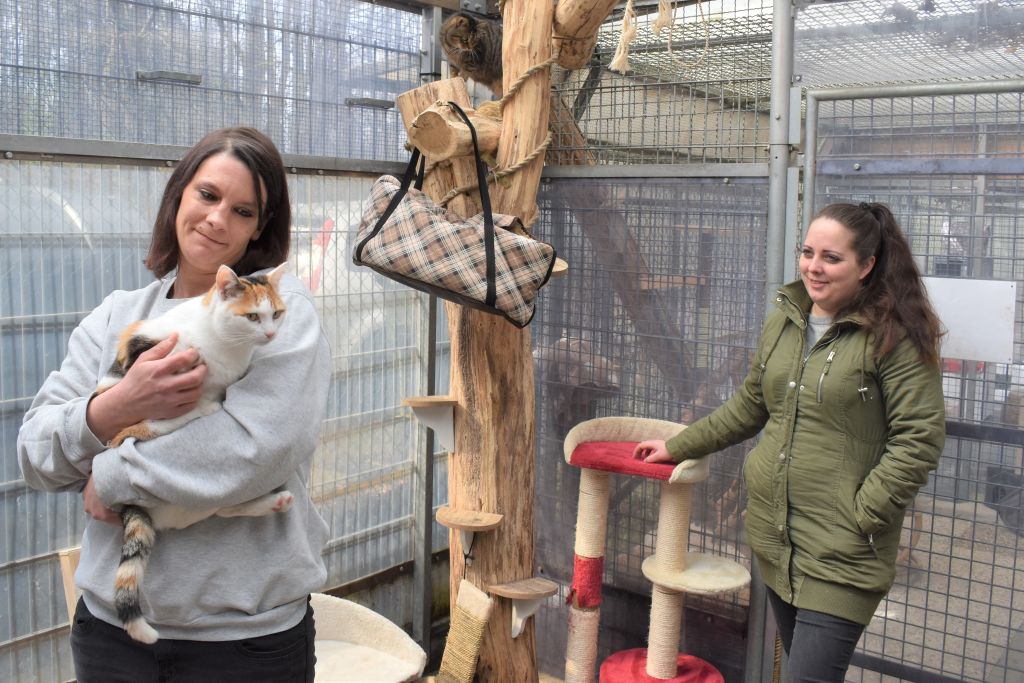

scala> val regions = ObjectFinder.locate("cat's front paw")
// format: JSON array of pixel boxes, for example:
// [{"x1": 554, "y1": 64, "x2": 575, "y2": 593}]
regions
[{"x1": 272, "y1": 491, "x2": 294, "y2": 513}]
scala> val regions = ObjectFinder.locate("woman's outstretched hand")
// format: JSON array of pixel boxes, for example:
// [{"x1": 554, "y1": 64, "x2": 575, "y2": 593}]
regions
[
  {"x1": 633, "y1": 439, "x2": 674, "y2": 463},
  {"x1": 86, "y1": 333, "x2": 207, "y2": 444}
]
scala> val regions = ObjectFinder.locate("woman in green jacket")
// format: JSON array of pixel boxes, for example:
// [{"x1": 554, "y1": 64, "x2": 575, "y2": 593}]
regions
[{"x1": 634, "y1": 202, "x2": 945, "y2": 682}]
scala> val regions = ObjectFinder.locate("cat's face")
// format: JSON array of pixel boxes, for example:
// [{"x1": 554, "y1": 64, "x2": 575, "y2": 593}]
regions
[
  {"x1": 442, "y1": 14, "x2": 475, "y2": 50},
  {"x1": 207, "y1": 263, "x2": 287, "y2": 345}
]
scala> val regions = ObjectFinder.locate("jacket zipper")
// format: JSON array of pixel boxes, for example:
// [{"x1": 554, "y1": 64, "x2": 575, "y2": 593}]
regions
[
  {"x1": 867, "y1": 533, "x2": 880, "y2": 559},
  {"x1": 817, "y1": 348, "x2": 836, "y2": 403}
]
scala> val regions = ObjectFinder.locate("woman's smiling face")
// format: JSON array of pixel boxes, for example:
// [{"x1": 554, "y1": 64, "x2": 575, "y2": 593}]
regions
[
  {"x1": 800, "y1": 217, "x2": 876, "y2": 318},
  {"x1": 175, "y1": 152, "x2": 265, "y2": 289}
]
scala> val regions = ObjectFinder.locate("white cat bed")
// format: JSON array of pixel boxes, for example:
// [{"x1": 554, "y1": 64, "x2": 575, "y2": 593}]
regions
[{"x1": 312, "y1": 593, "x2": 427, "y2": 683}]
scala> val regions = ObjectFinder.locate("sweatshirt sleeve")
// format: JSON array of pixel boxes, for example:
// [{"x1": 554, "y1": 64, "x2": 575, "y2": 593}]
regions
[
  {"x1": 17, "y1": 296, "x2": 113, "y2": 492},
  {"x1": 664, "y1": 313, "x2": 778, "y2": 461},
  {"x1": 854, "y1": 338, "x2": 945, "y2": 535},
  {"x1": 90, "y1": 284, "x2": 331, "y2": 509}
]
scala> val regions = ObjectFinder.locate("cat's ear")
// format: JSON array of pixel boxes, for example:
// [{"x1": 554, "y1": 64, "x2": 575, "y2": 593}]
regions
[
  {"x1": 215, "y1": 264, "x2": 244, "y2": 300},
  {"x1": 267, "y1": 262, "x2": 288, "y2": 287}
]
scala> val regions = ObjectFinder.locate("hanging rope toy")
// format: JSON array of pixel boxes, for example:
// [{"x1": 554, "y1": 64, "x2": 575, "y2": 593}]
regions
[{"x1": 609, "y1": 0, "x2": 637, "y2": 74}]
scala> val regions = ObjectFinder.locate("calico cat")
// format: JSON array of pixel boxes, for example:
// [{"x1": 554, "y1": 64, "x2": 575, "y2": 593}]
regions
[
  {"x1": 96, "y1": 263, "x2": 291, "y2": 644},
  {"x1": 440, "y1": 12, "x2": 503, "y2": 95}
]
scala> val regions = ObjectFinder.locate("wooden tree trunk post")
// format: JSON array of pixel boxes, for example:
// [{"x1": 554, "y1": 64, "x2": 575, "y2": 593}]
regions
[
  {"x1": 446, "y1": 3, "x2": 556, "y2": 680},
  {"x1": 396, "y1": 2, "x2": 554, "y2": 671}
]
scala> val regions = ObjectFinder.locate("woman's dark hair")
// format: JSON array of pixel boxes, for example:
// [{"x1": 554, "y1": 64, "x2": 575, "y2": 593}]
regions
[
  {"x1": 813, "y1": 201, "x2": 943, "y2": 367},
  {"x1": 145, "y1": 127, "x2": 291, "y2": 277}
]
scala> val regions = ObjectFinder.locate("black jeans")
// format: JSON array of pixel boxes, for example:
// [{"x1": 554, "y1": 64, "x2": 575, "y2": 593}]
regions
[
  {"x1": 70, "y1": 597, "x2": 316, "y2": 683},
  {"x1": 767, "y1": 587, "x2": 866, "y2": 683}
]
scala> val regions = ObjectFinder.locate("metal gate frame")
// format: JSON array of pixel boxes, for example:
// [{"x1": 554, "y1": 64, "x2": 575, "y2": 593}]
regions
[{"x1": 800, "y1": 77, "x2": 1024, "y2": 683}]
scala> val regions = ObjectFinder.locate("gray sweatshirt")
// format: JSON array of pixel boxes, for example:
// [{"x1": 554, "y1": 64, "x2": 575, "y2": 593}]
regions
[{"x1": 18, "y1": 270, "x2": 330, "y2": 641}]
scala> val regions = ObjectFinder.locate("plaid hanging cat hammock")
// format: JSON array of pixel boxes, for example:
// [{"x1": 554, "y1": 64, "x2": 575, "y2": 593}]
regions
[{"x1": 352, "y1": 102, "x2": 556, "y2": 328}]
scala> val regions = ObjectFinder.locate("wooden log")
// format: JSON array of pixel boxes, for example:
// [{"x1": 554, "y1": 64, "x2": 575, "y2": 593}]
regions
[
  {"x1": 553, "y1": 0, "x2": 619, "y2": 70},
  {"x1": 408, "y1": 101, "x2": 501, "y2": 161},
  {"x1": 396, "y1": 79, "x2": 480, "y2": 218}
]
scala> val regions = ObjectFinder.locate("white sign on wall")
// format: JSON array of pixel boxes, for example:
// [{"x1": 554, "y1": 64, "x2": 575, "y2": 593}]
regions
[{"x1": 923, "y1": 277, "x2": 1016, "y2": 363}]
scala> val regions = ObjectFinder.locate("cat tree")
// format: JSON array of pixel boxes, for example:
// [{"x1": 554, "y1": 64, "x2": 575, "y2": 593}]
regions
[{"x1": 392, "y1": 0, "x2": 623, "y2": 679}]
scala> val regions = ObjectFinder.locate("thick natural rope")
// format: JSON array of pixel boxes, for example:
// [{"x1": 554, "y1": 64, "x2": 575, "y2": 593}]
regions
[
  {"x1": 665, "y1": 0, "x2": 712, "y2": 70},
  {"x1": 655, "y1": 482, "x2": 692, "y2": 571},
  {"x1": 438, "y1": 603, "x2": 488, "y2": 683},
  {"x1": 647, "y1": 584, "x2": 685, "y2": 678},
  {"x1": 437, "y1": 132, "x2": 552, "y2": 208},
  {"x1": 496, "y1": 47, "x2": 560, "y2": 112},
  {"x1": 565, "y1": 606, "x2": 601, "y2": 683},
  {"x1": 653, "y1": 0, "x2": 675, "y2": 35},
  {"x1": 645, "y1": 481, "x2": 692, "y2": 678},
  {"x1": 574, "y1": 469, "x2": 610, "y2": 557},
  {"x1": 609, "y1": 0, "x2": 637, "y2": 74}
]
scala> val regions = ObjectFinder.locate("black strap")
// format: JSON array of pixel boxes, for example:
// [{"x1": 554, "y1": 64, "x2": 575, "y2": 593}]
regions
[
  {"x1": 354, "y1": 102, "x2": 498, "y2": 310},
  {"x1": 354, "y1": 147, "x2": 425, "y2": 263},
  {"x1": 446, "y1": 101, "x2": 497, "y2": 309}
]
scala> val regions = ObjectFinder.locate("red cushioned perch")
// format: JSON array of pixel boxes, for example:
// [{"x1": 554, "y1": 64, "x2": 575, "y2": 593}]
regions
[
  {"x1": 568, "y1": 441, "x2": 676, "y2": 481},
  {"x1": 599, "y1": 648, "x2": 724, "y2": 683}
]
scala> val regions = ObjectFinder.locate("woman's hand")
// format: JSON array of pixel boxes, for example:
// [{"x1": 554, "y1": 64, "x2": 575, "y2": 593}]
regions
[
  {"x1": 633, "y1": 439, "x2": 675, "y2": 463},
  {"x1": 83, "y1": 474, "x2": 120, "y2": 525},
  {"x1": 86, "y1": 334, "x2": 207, "y2": 444}
]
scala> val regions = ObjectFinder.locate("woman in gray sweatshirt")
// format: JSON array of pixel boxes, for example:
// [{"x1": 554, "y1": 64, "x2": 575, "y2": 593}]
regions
[{"x1": 18, "y1": 127, "x2": 330, "y2": 682}]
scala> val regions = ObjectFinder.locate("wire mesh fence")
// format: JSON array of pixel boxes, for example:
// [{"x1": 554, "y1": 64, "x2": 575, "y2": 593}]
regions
[
  {"x1": 0, "y1": 0, "x2": 421, "y2": 160},
  {"x1": 530, "y1": 175, "x2": 769, "y2": 680}
]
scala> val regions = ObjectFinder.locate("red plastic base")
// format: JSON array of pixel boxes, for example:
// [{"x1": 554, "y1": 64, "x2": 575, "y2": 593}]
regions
[{"x1": 599, "y1": 648, "x2": 724, "y2": 683}]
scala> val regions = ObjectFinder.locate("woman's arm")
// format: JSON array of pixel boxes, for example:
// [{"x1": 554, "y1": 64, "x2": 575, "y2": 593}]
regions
[
  {"x1": 90, "y1": 282, "x2": 331, "y2": 510},
  {"x1": 854, "y1": 338, "x2": 946, "y2": 535},
  {"x1": 18, "y1": 296, "x2": 115, "y2": 492},
  {"x1": 18, "y1": 294, "x2": 211, "y2": 493}
]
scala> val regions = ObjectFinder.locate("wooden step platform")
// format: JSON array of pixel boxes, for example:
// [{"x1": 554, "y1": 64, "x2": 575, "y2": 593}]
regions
[
  {"x1": 489, "y1": 577, "x2": 559, "y2": 639},
  {"x1": 402, "y1": 395, "x2": 457, "y2": 451},
  {"x1": 436, "y1": 506, "x2": 503, "y2": 566},
  {"x1": 436, "y1": 505, "x2": 503, "y2": 532}
]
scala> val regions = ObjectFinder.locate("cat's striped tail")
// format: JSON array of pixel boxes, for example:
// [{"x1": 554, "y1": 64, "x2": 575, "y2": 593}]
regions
[{"x1": 115, "y1": 505, "x2": 160, "y2": 644}]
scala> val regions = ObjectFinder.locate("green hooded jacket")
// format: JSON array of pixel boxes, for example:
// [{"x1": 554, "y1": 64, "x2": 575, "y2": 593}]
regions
[{"x1": 666, "y1": 280, "x2": 945, "y2": 625}]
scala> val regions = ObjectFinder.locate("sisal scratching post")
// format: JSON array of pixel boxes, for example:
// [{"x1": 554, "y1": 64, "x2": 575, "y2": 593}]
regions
[
  {"x1": 608, "y1": 0, "x2": 636, "y2": 74},
  {"x1": 565, "y1": 468, "x2": 610, "y2": 683},
  {"x1": 646, "y1": 482, "x2": 692, "y2": 678},
  {"x1": 437, "y1": 579, "x2": 493, "y2": 683}
]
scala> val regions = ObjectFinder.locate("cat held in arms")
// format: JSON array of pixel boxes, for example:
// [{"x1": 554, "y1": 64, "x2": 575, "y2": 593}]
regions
[{"x1": 95, "y1": 263, "x2": 292, "y2": 644}]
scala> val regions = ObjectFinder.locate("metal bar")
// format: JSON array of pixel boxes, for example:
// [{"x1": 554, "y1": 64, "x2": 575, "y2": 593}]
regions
[
  {"x1": 542, "y1": 163, "x2": 770, "y2": 178},
  {"x1": 946, "y1": 420, "x2": 1024, "y2": 447},
  {"x1": 764, "y1": 0, "x2": 794, "y2": 305},
  {"x1": 806, "y1": 79, "x2": 1024, "y2": 103},
  {"x1": 0, "y1": 624, "x2": 70, "y2": 652},
  {"x1": 802, "y1": 94, "x2": 819, "y2": 231},
  {"x1": 818, "y1": 158, "x2": 1024, "y2": 176},
  {"x1": 0, "y1": 134, "x2": 404, "y2": 175},
  {"x1": 747, "y1": 2, "x2": 795, "y2": 682}
]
